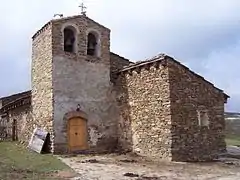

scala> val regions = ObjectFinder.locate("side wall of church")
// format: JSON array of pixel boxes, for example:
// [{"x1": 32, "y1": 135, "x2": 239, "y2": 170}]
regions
[
  {"x1": 167, "y1": 58, "x2": 226, "y2": 161},
  {"x1": 31, "y1": 24, "x2": 54, "y2": 150},
  {"x1": 0, "y1": 104, "x2": 32, "y2": 143},
  {"x1": 7, "y1": 105, "x2": 33, "y2": 143},
  {"x1": 116, "y1": 62, "x2": 173, "y2": 160},
  {"x1": 51, "y1": 17, "x2": 119, "y2": 153}
]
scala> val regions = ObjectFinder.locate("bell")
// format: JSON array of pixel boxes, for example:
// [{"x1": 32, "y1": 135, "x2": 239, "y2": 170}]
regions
[
  {"x1": 88, "y1": 42, "x2": 95, "y2": 50},
  {"x1": 65, "y1": 38, "x2": 72, "y2": 46}
]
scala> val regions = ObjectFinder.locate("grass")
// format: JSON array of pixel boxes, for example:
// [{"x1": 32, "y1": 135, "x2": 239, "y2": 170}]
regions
[
  {"x1": 225, "y1": 134, "x2": 240, "y2": 146},
  {"x1": 0, "y1": 142, "x2": 75, "y2": 180}
]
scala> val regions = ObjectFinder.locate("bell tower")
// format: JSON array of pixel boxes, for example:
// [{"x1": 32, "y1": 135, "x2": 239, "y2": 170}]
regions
[
  {"x1": 31, "y1": 12, "x2": 117, "y2": 153},
  {"x1": 52, "y1": 14, "x2": 110, "y2": 63}
]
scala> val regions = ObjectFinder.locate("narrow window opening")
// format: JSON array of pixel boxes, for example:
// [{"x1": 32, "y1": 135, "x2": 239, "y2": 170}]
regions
[
  {"x1": 64, "y1": 27, "x2": 76, "y2": 53},
  {"x1": 197, "y1": 110, "x2": 209, "y2": 127},
  {"x1": 87, "y1": 33, "x2": 97, "y2": 56}
]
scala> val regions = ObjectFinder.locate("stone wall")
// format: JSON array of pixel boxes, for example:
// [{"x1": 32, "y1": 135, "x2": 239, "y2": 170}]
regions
[
  {"x1": 115, "y1": 74, "x2": 133, "y2": 152},
  {"x1": 7, "y1": 105, "x2": 33, "y2": 143},
  {"x1": 51, "y1": 16, "x2": 110, "y2": 65},
  {"x1": 51, "y1": 16, "x2": 119, "y2": 153},
  {"x1": 0, "y1": 92, "x2": 33, "y2": 143},
  {"x1": 110, "y1": 52, "x2": 132, "y2": 82},
  {"x1": 116, "y1": 62, "x2": 172, "y2": 159},
  {"x1": 0, "y1": 103, "x2": 32, "y2": 143},
  {"x1": 31, "y1": 24, "x2": 54, "y2": 150},
  {"x1": 167, "y1": 58, "x2": 226, "y2": 161}
]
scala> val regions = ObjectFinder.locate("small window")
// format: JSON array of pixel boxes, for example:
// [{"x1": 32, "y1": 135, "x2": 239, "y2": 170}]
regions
[
  {"x1": 64, "y1": 27, "x2": 76, "y2": 53},
  {"x1": 197, "y1": 110, "x2": 209, "y2": 127},
  {"x1": 87, "y1": 32, "x2": 97, "y2": 56}
]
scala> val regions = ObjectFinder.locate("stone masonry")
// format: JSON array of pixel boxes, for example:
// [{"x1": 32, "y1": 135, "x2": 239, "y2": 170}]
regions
[
  {"x1": 0, "y1": 92, "x2": 32, "y2": 142},
  {"x1": 167, "y1": 56, "x2": 227, "y2": 161},
  {"x1": 31, "y1": 23, "x2": 54, "y2": 151},
  {"x1": 115, "y1": 54, "x2": 228, "y2": 161},
  {"x1": 0, "y1": 14, "x2": 229, "y2": 162},
  {"x1": 7, "y1": 106, "x2": 32, "y2": 142},
  {"x1": 31, "y1": 15, "x2": 122, "y2": 153},
  {"x1": 116, "y1": 58, "x2": 172, "y2": 159},
  {"x1": 110, "y1": 52, "x2": 133, "y2": 82}
]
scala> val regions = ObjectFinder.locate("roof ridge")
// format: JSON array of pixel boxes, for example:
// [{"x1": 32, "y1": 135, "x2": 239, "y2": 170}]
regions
[
  {"x1": 0, "y1": 90, "x2": 31, "y2": 100},
  {"x1": 117, "y1": 53, "x2": 229, "y2": 99},
  {"x1": 32, "y1": 15, "x2": 110, "y2": 40},
  {"x1": 119, "y1": 53, "x2": 167, "y2": 72},
  {"x1": 1, "y1": 94, "x2": 31, "y2": 110}
]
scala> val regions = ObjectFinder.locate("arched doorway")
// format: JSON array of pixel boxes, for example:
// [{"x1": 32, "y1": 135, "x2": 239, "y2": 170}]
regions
[{"x1": 68, "y1": 116, "x2": 88, "y2": 152}]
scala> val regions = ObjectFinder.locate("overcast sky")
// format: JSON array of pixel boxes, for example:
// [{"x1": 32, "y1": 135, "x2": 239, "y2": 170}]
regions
[{"x1": 0, "y1": 0, "x2": 239, "y2": 112}]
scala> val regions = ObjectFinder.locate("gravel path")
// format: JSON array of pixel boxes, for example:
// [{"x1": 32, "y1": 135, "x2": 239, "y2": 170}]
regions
[{"x1": 58, "y1": 153, "x2": 240, "y2": 180}]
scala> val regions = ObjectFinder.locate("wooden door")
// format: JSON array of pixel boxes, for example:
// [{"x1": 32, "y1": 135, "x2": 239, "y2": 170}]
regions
[
  {"x1": 68, "y1": 117, "x2": 88, "y2": 152},
  {"x1": 12, "y1": 119, "x2": 17, "y2": 141}
]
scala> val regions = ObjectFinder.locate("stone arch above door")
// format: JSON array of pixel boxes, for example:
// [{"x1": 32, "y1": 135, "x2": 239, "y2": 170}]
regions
[{"x1": 63, "y1": 110, "x2": 88, "y2": 122}]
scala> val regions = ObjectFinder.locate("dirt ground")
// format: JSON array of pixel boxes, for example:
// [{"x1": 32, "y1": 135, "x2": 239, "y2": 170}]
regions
[{"x1": 58, "y1": 152, "x2": 240, "y2": 180}]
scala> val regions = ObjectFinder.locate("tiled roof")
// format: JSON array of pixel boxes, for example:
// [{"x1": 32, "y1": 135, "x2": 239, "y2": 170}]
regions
[{"x1": 0, "y1": 90, "x2": 31, "y2": 113}]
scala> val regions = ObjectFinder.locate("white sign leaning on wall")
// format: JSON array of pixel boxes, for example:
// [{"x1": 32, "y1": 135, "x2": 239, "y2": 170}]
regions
[{"x1": 28, "y1": 127, "x2": 49, "y2": 153}]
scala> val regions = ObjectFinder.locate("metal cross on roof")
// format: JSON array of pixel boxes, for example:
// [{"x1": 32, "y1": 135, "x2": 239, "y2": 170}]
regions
[{"x1": 79, "y1": 2, "x2": 87, "y2": 16}]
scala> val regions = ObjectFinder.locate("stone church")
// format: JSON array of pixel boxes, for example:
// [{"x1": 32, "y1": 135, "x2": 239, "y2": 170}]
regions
[{"x1": 0, "y1": 14, "x2": 229, "y2": 161}]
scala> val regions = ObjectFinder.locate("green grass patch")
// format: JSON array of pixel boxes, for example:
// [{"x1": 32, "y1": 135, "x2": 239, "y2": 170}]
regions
[
  {"x1": 225, "y1": 134, "x2": 240, "y2": 146},
  {"x1": 0, "y1": 142, "x2": 74, "y2": 180}
]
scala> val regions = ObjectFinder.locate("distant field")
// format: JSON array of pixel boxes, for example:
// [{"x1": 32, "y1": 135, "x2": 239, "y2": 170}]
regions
[{"x1": 225, "y1": 134, "x2": 240, "y2": 146}]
